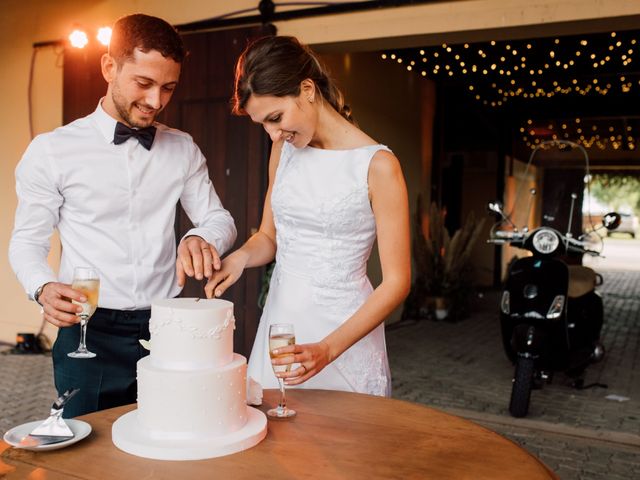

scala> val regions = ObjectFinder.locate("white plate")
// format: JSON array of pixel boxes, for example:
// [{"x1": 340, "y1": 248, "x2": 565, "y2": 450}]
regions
[{"x1": 3, "y1": 419, "x2": 92, "y2": 451}]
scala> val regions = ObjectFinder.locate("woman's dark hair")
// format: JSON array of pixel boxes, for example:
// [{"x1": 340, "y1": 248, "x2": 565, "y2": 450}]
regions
[
  {"x1": 109, "y1": 14, "x2": 187, "y2": 65},
  {"x1": 233, "y1": 36, "x2": 353, "y2": 122}
]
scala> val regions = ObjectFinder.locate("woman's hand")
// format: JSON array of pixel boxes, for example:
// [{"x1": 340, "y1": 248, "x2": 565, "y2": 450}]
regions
[
  {"x1": 271, "y1": 341, "x2": 332, "y2": 385},
  {"x1": 204, "y1": 250, "x2": 250, "y2": 298}
]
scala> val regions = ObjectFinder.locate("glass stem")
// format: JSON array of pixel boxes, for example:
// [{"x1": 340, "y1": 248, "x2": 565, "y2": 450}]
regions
[
  {"x1": 277, "y1": 378, "x2": 287, "y2": 411},
  {"x1": 79, "y1": 316, "x2": 88, "y2": 350}
]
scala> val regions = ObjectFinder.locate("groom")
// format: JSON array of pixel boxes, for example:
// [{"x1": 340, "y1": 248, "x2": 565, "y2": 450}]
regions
[{"x1": 9, "y1": 13, "x2": 236, "y2": 417}]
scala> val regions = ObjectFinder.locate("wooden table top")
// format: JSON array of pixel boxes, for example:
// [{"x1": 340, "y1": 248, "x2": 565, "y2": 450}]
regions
[{"x1": 1, "y1": 389, "x2": 557, "y2": 479}]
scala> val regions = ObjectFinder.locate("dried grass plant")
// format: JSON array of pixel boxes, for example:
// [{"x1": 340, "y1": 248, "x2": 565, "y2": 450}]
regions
[{"x1": 403, "y1": 197, "x2": 485, "y2": 321}]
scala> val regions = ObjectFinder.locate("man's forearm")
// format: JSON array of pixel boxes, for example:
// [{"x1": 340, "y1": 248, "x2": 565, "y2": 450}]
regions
[{"x1": 8, "y1": 240, "x2": 57, "y2": 300}]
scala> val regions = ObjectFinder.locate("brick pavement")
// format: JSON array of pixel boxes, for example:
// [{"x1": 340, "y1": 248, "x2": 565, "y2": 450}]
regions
[
  {"x1": 1, "y1": 270, "x2": 638, "y2": 479},
  {"x1": 0, "y1": 351, "x2": 56, "y2": 436},
  {"x1": 387, "y1": 269, "x2": 640, "y2": 480}
]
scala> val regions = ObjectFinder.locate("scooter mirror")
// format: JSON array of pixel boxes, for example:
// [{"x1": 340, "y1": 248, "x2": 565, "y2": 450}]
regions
[
  {"x1": 602, "y1": 212, "x2": 621, "y2": 230},
  {"x1": 488, "y1": 201, "x2": 504, "y2": 215}
]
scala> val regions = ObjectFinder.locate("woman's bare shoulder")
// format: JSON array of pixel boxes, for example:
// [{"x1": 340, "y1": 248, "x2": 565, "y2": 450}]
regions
[{"x1": 369, "y1": 148, "x2": 401, "y2": 177}]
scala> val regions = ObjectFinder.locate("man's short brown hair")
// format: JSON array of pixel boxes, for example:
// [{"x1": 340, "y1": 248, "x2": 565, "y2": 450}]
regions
[{"x1": 109, "y1": 13, "x2": 187, "y2": 64}]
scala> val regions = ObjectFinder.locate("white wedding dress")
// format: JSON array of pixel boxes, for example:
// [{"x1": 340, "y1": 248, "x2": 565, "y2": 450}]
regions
[{"x1": 247, "y1": 141, "x2": 392, "y2": 397}]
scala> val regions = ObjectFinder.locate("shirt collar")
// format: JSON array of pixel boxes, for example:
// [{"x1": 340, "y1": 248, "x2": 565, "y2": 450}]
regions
[{"x1": 92, "y1": 98, "x2": 119, "y2": 145}]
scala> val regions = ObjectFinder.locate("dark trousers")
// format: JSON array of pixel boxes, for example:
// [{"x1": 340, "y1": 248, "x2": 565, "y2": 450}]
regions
[{"x1": 52, "y1": 307, "x2": 150, "y2": 418}]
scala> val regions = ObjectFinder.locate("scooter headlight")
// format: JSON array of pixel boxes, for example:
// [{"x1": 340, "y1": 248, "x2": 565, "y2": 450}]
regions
[
  {"x1": 546, "y1": 295, "x2": 565, "y2": 319},
  {"x1": 532, "y1": 228, "x2": 560, "y2": 255}
]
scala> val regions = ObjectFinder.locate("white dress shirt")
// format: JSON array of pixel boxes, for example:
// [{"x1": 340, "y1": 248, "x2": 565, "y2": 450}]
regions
[{"x1": 9, "y1": 102, "x2": 236, "y2": 310}]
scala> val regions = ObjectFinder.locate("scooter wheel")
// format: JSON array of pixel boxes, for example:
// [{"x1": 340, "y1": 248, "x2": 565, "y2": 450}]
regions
[{"x1": 509, "y1": 356, "x2": 535, "y2": 418}]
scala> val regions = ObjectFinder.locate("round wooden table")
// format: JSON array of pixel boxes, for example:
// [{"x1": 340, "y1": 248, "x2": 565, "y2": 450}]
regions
[{"x1": 1, "y1": 389, "x2": 557, "y2": 479}]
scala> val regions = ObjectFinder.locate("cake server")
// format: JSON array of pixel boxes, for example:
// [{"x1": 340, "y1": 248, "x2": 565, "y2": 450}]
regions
[{"x1": 18, "y1": 388, "x2": 80, "y2": 447}]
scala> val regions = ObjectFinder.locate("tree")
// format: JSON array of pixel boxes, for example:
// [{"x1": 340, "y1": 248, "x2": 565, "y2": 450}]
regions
[{"x1": 589, "y1": 174, "x2": 640, "y2": 215}]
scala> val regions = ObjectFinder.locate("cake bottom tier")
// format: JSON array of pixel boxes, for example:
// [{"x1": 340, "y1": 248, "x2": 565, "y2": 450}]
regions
[
  {"x1": 136, "y1": 353, "x2": 247, "y2": 438},
  {"x1": 112, "y1": 405, "x2": 267, "y2": 460}
]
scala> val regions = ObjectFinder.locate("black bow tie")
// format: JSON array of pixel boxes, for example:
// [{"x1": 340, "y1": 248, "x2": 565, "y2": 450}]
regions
[{"x1": 113, "y1": 122, "x2": 157, "y2": 150}]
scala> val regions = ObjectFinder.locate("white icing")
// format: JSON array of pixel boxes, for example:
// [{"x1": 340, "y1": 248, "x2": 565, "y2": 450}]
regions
[
  {"x1": 149, "y1": 298, "x2": 234, "y2": 370},
  {"x1": 112, "y1": 297, "x2": 267, "y2": 459},
  {"x1": 137, "y1": 354, "x2": 248, "y2": 438},
  {"x1": 112, "y1": 407, "x2": 267, "y2": 460}
]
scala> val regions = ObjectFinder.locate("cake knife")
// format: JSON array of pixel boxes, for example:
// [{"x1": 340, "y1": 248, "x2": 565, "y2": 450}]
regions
[{"x1": 18, "y1": 388, "x2": 80, "y2": 447}]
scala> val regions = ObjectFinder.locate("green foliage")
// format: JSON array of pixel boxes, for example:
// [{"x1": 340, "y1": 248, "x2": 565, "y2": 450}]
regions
[
  {"x1": 257, "y1": 261, "x2": 276, "y2": 309},
  {"x1": 589, "y1": 174, "x2": 640, "y2": 215},
  {"x1": 403, "y1": 198, "x2": 486, "y2": 321}
]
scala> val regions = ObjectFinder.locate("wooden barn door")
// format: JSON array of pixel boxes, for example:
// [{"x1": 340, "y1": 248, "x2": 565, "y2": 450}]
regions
[{"x1": 63, "y1": 45, "x2": 107, "y2": 124}]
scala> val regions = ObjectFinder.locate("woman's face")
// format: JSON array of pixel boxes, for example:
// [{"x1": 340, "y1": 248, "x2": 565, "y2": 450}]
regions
[{"x1": 244, "y1": 91, "x2": 316, "y2": 148}]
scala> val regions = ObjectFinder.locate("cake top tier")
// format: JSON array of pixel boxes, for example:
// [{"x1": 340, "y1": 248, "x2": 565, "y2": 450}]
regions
[
  {"x1": 148, "y1": 298, "x2": 235, "y2": 370},
  {"x1": 153, "y1": 297, "x2": 233, "y2": 311}
]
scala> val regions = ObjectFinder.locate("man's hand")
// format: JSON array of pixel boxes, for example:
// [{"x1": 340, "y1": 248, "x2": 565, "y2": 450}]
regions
[
  {"x1": 176, "y1": 236, "x2": 221, "y2": 286},
  {"x1": 39, "y1": 282, "x2": 85, "y2": 328}
]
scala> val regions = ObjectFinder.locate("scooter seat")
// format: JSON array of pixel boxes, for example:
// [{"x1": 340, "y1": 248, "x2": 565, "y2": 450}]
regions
[{"x1": 568, "y1": 265, "x2": 597, "y2": 298}]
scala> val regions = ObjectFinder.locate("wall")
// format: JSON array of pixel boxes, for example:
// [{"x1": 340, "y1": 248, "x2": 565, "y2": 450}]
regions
[
  {"x1": 2, "y1": 0, "x2": 639, "y2": 343},
  {"x1": 281, "y1": 0, "x2": 640, "y2": 48}
]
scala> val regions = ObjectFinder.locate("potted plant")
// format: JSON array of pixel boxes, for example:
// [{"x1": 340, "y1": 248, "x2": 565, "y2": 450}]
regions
[{"x1": 402, "y1": 198, "x2": 485, "y2": 321}]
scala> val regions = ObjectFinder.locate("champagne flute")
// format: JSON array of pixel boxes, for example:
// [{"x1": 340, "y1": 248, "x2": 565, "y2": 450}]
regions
[
  {"x1": 68, "y1": 267, "x2": 100, "y2": 359},
  {"x1": 268, "y1": 323, "x2": 296, "y2": 418}
]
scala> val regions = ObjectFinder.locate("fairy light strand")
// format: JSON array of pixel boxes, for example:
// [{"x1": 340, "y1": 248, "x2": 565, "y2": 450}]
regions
[{"x1": 380, "y1": 30, "x2": 639, "y2": 150}]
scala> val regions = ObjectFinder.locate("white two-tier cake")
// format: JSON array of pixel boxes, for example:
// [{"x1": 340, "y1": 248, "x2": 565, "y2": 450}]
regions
[{"x1": 112, "y1": 298, "x2": 267, "y2": 460}]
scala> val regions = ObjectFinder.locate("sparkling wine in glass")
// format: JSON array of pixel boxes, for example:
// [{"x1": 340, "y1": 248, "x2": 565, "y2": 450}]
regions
[
  {"x1": 68, "y1": 267, "x2": 100, "y2": 359},
  {"x1": 268, "y1": 323, "x2": 296, "y2": 418}
]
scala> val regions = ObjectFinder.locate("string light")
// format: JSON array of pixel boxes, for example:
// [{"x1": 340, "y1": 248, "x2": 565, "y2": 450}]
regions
[
  {"x1": 519, "y1": 117, "x2": 638, "y2": 151},
  {"x1": 380, "y1": 29, "x2": 639, "y2": 108},
  {"x1": 378, "y1": 30, "x2": 639, "y2": 151}
]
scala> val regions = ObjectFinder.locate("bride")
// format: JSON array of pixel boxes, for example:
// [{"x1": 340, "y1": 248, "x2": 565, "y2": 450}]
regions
[{"x1": 205, "y1": 36, "x2": 410, "y2": 397}]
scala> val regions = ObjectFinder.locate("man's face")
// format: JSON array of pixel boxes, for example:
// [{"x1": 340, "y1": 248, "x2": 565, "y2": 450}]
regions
[{"x1": 102, "y1": 48, "x2": 181, "y2": 128}]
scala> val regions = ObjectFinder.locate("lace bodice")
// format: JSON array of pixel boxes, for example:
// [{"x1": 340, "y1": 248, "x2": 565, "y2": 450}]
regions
[
  {"x1": 271, "y1": 142, "x2": 389, "y2": 311},
  {"x1": 248, "y1": 141, "x2": 393, "y2": 397}
]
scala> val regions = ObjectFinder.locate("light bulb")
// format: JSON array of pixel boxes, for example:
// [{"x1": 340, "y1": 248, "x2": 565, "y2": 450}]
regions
[
  {"x1": 69, "y1": 29, "x2": 88, "y2": 48},
  {"x1": 96, "y1": 27, "x2": 112, "y2": 46}
]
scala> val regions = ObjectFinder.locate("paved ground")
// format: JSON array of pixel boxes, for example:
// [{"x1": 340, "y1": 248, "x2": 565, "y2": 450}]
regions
[
  {"x1": 1, "y1": 269, "x2": 638, "y2": 479},
  {"x1": 0, "y1": 350, "x2": 55, "y2": 437},
  {"x1": 387, "y1": 269, "x2": 640, "y2": 480},
  {"x1": 584, "y1": 236, "x2": 640, "y2": 272}
]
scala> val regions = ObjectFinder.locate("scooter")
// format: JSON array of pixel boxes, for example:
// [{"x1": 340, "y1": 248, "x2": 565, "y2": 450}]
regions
[{"x1": 488, "y1": 140, "x2": 620, "y2": 417}]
